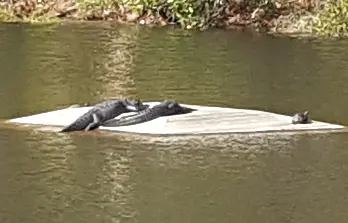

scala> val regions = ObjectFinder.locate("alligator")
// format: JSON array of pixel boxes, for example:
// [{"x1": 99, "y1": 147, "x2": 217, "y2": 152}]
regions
[
  {"x1": 101, "y1": 100, "x2": 196, "y2": 127},
  {"x1": 60, "y1": 99, "x2": 150, "y2": 132},
  {"x1": 292, "y1": 111, "x2": 311, "y2": 124}
]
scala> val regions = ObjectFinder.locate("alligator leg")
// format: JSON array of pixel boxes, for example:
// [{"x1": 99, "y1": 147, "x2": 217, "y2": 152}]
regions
[{"x1": 84, "y1": 113, "x2": 101, "y2": 131}]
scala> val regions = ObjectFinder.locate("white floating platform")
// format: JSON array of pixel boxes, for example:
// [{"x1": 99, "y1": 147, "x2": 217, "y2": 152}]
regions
[{"x1": 7, "y1": 102, "x2": 346, "y2": 135}]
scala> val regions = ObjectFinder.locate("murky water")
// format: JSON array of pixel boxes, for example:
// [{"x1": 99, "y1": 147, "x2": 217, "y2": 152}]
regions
[{"x1": 1, "y1": 22, "x2": 348, "y2": 223}]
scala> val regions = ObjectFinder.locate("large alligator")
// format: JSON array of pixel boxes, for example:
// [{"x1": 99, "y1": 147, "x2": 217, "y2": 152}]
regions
[
  {"x1": 101, "y1": 100, "x2": 196, "y2": 127},
  {"x1": 60, "y1": 99, "x2": 149, "y2": 132}
]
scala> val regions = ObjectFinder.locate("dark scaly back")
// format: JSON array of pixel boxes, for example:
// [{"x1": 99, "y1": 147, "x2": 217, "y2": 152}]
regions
[
  {"x1": 102, "y1": 102, "x2": 168, "y2": 127},
  {"x1": 97, "y1": 100, "x2": 126, "y2": 121},
  {"x1": 60, "y1": 99, "x2": 150, "y2": 132},
  {"x1": 101, "y1": 100, "x2": 196, "y2": 127},
  {"x1": 60, "y1": 99, "x2": 132, "y2": 132},
  {"x1": 98, "y1": 98, "x2": 149, "y2": 121},
  {"x1": 62, "y1": 99, "x2": 122, "y2": 131}
]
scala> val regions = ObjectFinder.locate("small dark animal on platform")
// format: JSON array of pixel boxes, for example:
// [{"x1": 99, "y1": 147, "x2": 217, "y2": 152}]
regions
[{"x1": 292, "y1": 111, "x2": 311, "y2": 124}]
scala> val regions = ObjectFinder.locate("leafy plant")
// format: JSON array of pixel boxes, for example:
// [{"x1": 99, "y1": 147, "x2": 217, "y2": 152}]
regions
[{"x1": 312, "y1": 0, "x2": 348, "y2": 37}]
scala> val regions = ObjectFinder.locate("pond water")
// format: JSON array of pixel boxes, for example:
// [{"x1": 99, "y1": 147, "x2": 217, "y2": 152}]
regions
[{"x1": 0, "y1": 22, "x2": 348, "y2": 223}]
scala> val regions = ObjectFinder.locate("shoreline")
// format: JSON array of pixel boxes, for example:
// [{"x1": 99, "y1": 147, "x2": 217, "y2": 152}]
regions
[{"x1": 0, "y1": 0, "x2": 345, "y2": 38}]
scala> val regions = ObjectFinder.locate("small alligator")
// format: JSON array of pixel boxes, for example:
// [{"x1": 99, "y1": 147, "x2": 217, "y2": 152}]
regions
[
  {"x1": 60, "y1": 99, "x2": 149, "y2": 132},
  {"x1": 292, "y1": 111, "x2": 311, "y2": 124},
  {"x1": 101, "y1": 100, "x2": 196, "y2": 127}
]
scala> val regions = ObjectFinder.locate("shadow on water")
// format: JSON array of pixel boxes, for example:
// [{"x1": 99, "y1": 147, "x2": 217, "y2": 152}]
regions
[{"x1": 1, "y1": 22, "x2": 348, "y2": 223}]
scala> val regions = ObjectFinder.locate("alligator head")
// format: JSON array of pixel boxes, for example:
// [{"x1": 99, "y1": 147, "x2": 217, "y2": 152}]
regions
[{"x1": 160, "y1": 100, "x2": 196, "y2": 116}]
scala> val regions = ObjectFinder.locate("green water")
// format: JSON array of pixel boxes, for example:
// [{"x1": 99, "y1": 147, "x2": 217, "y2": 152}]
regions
[{"x1": 1, "y1": 22, "x2": 348, "y2": 223}]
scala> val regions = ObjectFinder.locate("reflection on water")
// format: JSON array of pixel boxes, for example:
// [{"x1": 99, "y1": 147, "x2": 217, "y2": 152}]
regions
[
  {"x1": 127, "y1": 132, "x2": 348, "y2": 223},
  {"x1": 0, "y1": 129, "x2": 138, "y2": 223},
  {"x1": 1, "y1": 126, "x2": 348, "y2": 223},
  {"x1": 97, "y1": 27, "x2": 138, "y2": 98},
  {"x1": 1, "y1": 23, "x2": 348, "y2": 223}
]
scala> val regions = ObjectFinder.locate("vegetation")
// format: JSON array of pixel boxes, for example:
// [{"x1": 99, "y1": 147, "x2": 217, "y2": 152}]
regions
[
  {"x1": 75, "y1": 0, "x2": 226, "y2": 30},
  {"x1": 0, "y1": 0, "x2": 348, "y2": 37},
  {"x1": 311, "y1": 0, "x2": 348, "y2": 37}
]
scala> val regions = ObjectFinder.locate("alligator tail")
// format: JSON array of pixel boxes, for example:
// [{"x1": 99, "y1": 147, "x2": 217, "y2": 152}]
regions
[{"x1": 102, "y1": 108, "x2": 161, "y2": 127}]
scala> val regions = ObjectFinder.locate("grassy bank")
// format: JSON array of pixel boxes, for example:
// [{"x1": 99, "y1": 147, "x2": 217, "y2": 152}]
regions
[{"x1": 0, "y1": 0, "x2": 347, "y2": 37}]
